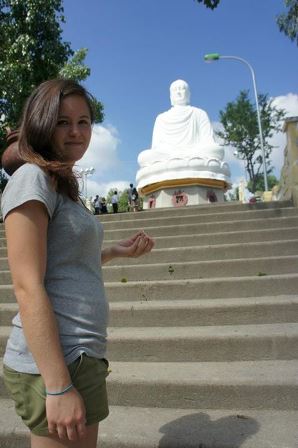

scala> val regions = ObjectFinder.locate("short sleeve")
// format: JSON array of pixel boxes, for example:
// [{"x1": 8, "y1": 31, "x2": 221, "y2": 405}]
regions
[{"x1": 1, "y1": 163, "x2": 58, "y2": 221}]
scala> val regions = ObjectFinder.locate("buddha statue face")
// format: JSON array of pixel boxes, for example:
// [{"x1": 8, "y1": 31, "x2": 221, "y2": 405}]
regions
[{"x1": 170, "y1": 80, "x2": 190, "y2": 106}]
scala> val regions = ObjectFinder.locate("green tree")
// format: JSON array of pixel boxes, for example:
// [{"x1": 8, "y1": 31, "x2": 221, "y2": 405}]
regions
[
  {"x1": 0, "y1": 0, "x2": 103, "y2": 157},
  {"x1": 118, "y1": 190, "x2": 130, "y2": 212},
  {"x1": 276, "y1": 0, "x2": 298, "y2": 46},
  {"x1": 217, "y1": 90, "x2": 285, "y2": 193},
  {"x1": 194, "y1": 0, "x2": 220, "y2": 9},
  {"x1": 59, "y1": 48, "x2": 90, "y2": 82},
  {"x1": 59, "y1": 49, "x2": 104, "y2": 122},
  {"x1": 247, "y1": 174, "x2": 279, "y2": 194},
  {"x1": 106, "y1": 188, "x2": 139, "y2": 213}
]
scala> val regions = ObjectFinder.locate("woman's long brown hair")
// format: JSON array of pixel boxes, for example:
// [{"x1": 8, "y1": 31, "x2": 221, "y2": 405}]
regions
[{"x1": 18, "y1": 79, "x2": 96, "y2": 201}]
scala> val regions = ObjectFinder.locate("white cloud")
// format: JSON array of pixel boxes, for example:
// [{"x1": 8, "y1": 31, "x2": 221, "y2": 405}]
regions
[
  {"x1": 85, "y1": 179, "x2": 130, "y2": 199},
  {"x1": 78, "y1": 123, "x2": 121, "y2": 172},
  {"x1": 271, "y1": 93, "x2": 298, "y2": 116},
  {"x1": 75, "y1": 123, "x2": 130, "y2": 198}
]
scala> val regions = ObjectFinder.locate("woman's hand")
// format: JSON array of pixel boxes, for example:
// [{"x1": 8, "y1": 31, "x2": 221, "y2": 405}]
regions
[
  {"x1": 114, "y1": 231, "x2": 154, "y2": 258},
  {"x1": 47, "y1": 388, "x2": 86, "y2": 441},
  {"x1": 102, "y1": 231, "x2": 154, "y2": 263}
]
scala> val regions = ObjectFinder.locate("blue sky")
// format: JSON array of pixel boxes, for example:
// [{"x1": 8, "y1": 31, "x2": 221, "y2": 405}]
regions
[{"x1": 62, "y1": 0, "x2": 298, "y2": 197}]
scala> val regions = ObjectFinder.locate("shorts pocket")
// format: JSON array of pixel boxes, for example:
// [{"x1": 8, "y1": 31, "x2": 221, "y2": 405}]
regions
[{"x1": 3, "y1": 365, "x2": 46, "y2": 430}]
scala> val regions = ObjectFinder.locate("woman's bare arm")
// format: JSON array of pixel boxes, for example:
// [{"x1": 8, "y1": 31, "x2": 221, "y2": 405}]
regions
[{"x1": 5, "y1": 200, "x2": 86, "y2": 441}]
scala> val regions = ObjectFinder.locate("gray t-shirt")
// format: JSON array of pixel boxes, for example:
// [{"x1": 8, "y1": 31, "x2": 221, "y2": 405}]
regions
[{"x1": 1, "y1": 163, "x2": 109, "y2": 374}]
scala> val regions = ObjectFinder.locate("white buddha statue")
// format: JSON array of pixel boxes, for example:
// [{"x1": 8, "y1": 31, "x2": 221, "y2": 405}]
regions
[{"x1": 136, "y1": 79, "x2": 230, "y2": 190}]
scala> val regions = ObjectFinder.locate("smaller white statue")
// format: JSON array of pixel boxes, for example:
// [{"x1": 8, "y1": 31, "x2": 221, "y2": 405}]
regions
[{"x1": 136, "y1": 80, "x2": 230, "y2": 190}]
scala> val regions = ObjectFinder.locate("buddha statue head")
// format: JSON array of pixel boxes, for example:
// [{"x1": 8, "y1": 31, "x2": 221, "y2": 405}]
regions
[{"x1": 170, "y1": 79, "x2": 190, "y2": 106}]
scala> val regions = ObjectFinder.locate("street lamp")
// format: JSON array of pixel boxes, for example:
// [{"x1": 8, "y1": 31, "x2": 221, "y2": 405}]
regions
[
  {"x1": 79, "y1": 167, "x2": 95, "y2": 198},
  {"x1": 204, "y1": 52, "x2": 268, "y2": 191}
]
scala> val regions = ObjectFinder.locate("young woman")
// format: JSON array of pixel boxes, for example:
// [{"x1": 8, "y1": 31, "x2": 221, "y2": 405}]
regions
[{"x1": 1, "y1": 79, "x2": 154, "y2": 448}]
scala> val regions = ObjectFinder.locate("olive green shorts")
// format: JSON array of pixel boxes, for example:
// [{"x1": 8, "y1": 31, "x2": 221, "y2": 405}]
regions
[{"x1": 3, "y1": 353, "x2": 110, "y2": 436}]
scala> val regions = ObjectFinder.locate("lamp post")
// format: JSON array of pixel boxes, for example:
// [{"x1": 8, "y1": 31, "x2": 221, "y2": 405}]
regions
[
  {"x1": 79, "y1": 167, "x2": 95, "y2": 198},
  {"x1": 204, "y1": 53, "x2": 268, "y2": 191}
]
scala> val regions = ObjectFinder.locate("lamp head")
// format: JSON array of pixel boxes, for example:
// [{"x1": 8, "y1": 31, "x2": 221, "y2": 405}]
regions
[{"x1": 204, "y1": 53, "x2": 220, "y2": 62}]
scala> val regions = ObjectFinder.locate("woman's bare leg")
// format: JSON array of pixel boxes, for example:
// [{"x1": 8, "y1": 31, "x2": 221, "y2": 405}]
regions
[{"x1": 31, "y1": 423, "x2": 99, "y2": 448}]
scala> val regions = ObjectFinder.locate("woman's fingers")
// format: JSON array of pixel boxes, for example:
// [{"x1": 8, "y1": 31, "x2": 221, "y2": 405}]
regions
[
  {"x1": 48, "y1": 424, "x2": 57, "y2": 436},
  {"x1": 66, "y1": 424, "x2": 79, "y2": 441},
  {"x1": 134, "y1": 234, "x2": 154, "y2": 256},
  {"x1": 49, "y1": 421, "x2": 85, "y2": 442},
  {"x1": 118, "y1": 231, "x2": 154, "y2": 258},
  {"x1": 77, "y1": 420, "x2": 87, "y2": 439},
  {"x1": 56, "y1": 424, "x2": 68, "y2": 440},
  {"x1": 46, "y1": 389, "x2": 86, "y2": 441}
]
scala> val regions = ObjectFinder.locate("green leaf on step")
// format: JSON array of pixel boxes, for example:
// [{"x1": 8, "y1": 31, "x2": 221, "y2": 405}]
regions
[{"x1": 168, "y1": 265, "x2": 175, "y2": 274}]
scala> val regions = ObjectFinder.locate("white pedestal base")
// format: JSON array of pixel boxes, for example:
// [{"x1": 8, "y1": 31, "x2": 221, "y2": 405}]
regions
[{"x1": 142, "y1": 184, "x2": 225, "y2": 209}]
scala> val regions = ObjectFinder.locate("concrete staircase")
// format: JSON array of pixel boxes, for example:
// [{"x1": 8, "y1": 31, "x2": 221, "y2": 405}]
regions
[{"x1": 1, "y1": 200, "x2": 298, "y2": 447}]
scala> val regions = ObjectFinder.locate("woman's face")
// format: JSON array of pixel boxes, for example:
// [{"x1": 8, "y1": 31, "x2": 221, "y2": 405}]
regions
[{"x1": 52, "y1": 95, "x2": 92, "y2": 164}]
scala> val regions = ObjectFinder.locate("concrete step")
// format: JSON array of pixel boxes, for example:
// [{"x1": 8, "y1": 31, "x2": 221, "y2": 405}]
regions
[
  {"x1": 0, "y1": 258, "x2": 8, "y2": 270},
  {"x1": 2, "y1": 296, "x2": 298, "y2": 328},
  {"x1": 0, "y1": 227, "x2": 297, "y2": 254},
  {"x1": 104, "y1": 226, "x2": 298, "y2": 248},
  {"x1": 0, "y1": 200, "x2": 291, "y2": 229},
  {"x1": 97, "y1": 199, "x2": 293, "y2": 221},
  {"x1": 102, "y1": 215, "x2": 298, "y2": 240},
  {"x1": 103, "y1": 256, "x2": 298, "y2": 281},
  {"x1": 1, "y1": 240, "x2": 297, "y2": 272},
  {"x1": 106, "y1": 323, "x2": 298, "y2": 362},
  {"x1": 1, "y1": 274, "x2": 298, "y2": 303},
  {"x1": 1, "y1": 215, "x2": 298, "y2": 241},
  {"x1": 0, "y1": 303, "x2": 16, "y2": 325},
  {"x1": 109, "y1": 295, "x2": 298, "y2": 327},
  {"x1": 1, "y1": 399, "x2": 298, "y2": 448},
  {"x1": 0, "y1": 285, "x2": 14, "y2": 301},
  {"x1": 106, "y1": 360, "x2": 298, "y2": 410},
  {"x1": 0, "y1": 248, "x2": 6, "y2": 257},
  {"x1": 1, "y1": 359, "x2": 297, "y2": 410},
  {"x1": 104, "y1": 274, "x2": 298, "y2": 301},
  {"x1": 92, "y1": 405, "x2": 298, "y2": 448},
  {"x1": 0, "y1": 255, "x2": 297, "y2": 284},
  {"x1": 1, "y1": 322, "x2": 297, "y2": 362},
  {"x1": 109, "y1": 239, "x2": 298, "y2": 266},
  {"x1": 101, "y1": 208, "x2": 298, "y2": 231}
]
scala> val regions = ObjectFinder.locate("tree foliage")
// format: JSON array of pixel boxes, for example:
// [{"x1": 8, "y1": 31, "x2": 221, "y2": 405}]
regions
[
  {"x1": 217, "y1": 90, "x2": 285, "y2": 193},
  {"x1": 247, "y1": 174, "x2": 279, "y2": 194},
  {"x1": 59, "y1": 48, "x2": 104, "y2": 123},
  {"x1": 106, "y1": 188, "x2": 142, "y2": 213},
  {"x1": 118, "y1": 190, "x2": 130, "y2": 212},
  {"x1": 0, "y1": 0, "x2": 103, "y2": 156},
  {"x1": 59, "y1": 48, "x2": 90, "y2": 82},
  {"x1": 276, "y1": 0, "x2": 298, "y2": 46},
  {"x1": 194, "y1": 0, "x2": 220, "y2": 9}
]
